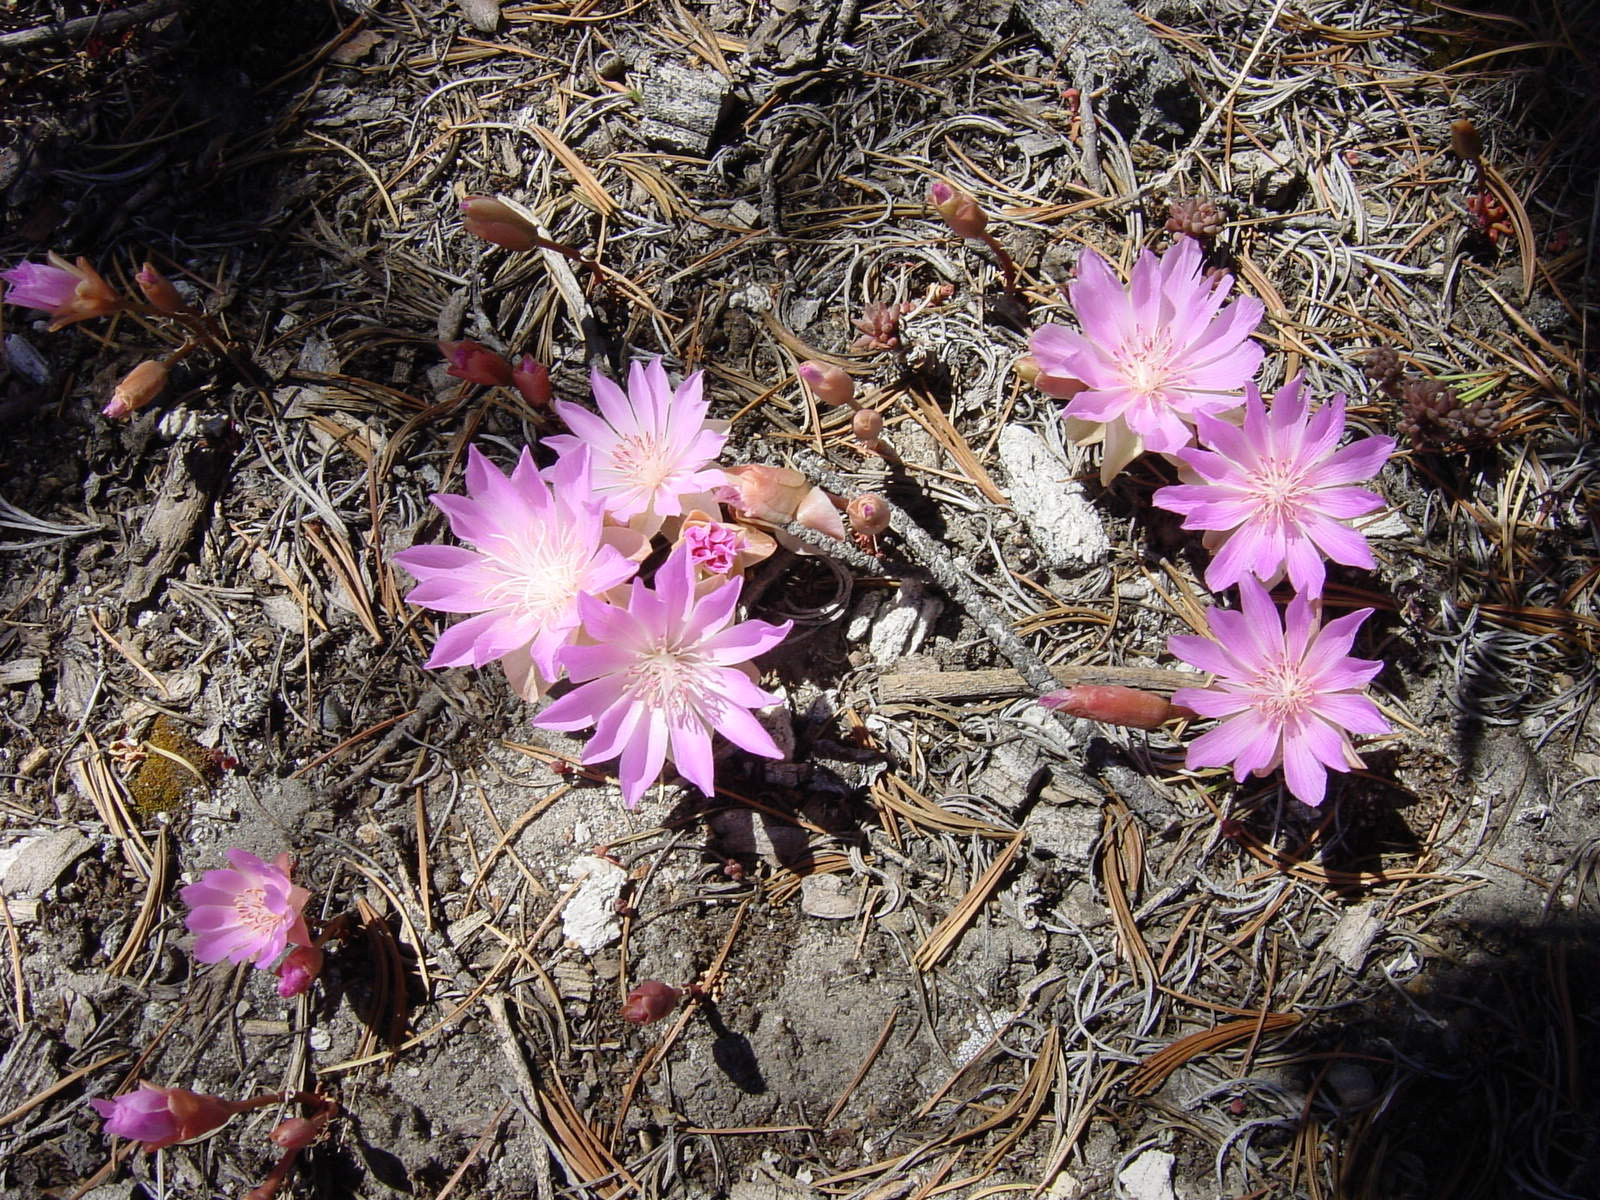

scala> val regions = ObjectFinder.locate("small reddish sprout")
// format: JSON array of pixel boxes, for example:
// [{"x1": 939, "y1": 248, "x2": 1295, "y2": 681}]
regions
[
  {"x1": 439, "y1": 339, "x2": 513, "y2": 387},
  {"x1": 852, "y1": 407, "x2": 884, "y2": 452},
  {"x1": 1040, "y1": 684, "x2": 1184, "y2": 731},
  {"x1": 103, "y1": 358, "x2": 169, "y2": 419},
  {"x1": 847, "y1": 493, "x2": 891, "y2": 537},
  {"x1": 460, "y1": 196, "x2": 540, "y2": 252},
  {"x1": 622, "y1": 980, "x2": 682, "y2": 1024}
]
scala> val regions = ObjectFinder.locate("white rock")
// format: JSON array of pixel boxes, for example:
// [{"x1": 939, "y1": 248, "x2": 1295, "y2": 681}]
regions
[
  {"x1": 998, "y1": 425, "x2": 1109, "y2": 567},
  {"x1": 845, "y1": 580, "x2": 942, "y2": 664},
  {"x1": 1324, "y1": 901, "x2": 1384, "y2": 972},
  {"x1": 561, "y1": 856, "x2": 628, "y2": 953},
  {"x1": 1358, "y1": 509, "x2": 1410, "y2": 538},
  {"x1": 1117, "y1": 1149, "x2": 1176, "y2": 1200},
  {"x1": 799, "y1": 874, "x2": 858, "y2": 919}
]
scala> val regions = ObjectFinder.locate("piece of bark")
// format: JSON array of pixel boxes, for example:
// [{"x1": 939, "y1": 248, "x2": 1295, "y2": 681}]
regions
[
  {"x1": 456, "y1": 0, "x2": 500, "y2": 33},
  {"x1": 639, "y1": 61, "x2": 734, "y2": 154},
  {"x1": 876, "y1": 663, "x2": 1198, "y2": 704},
  {"x1": 121, "y1": 425, "x2": 237, "y2": 607}
]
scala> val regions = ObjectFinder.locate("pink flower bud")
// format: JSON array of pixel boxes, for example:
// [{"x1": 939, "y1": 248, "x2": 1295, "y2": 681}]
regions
[
  {"x1": 439, "y1": 339, "x2": 513, "y2": 387},
  {"x1": 275, "y1": 945, "x2": 323, "y2": 998},
  {"x1": 847, "y1": 493, "x2": 891, "y2": 536},
  {"x1": 460, "y1": 196, "x2": 539, "y2": 251},
  {"x1": 512, "y1": 355, "x2": 551, "y2": 407},
  {"x1": 929, "y1": 180, "x2": 987, "y2": 239},
  {"x1": 102, "y1": 359, "x2": 168, "y2": 419},
  {"x1": 136, "y1": 262, "x2": 188, "y2": 315},
  {"x1": 797, "y1": 360, "x2": 855, "y2": 407},
  {"x1": 717, "y1": 465, "x2": 846, "y2": 541},
  {"x1": 851, "y1": 407, "x2": 883, "y2": 450},
  {"x1": 1040, "y1": 685, "x2": 1178, "y2": 731},
  {"x1": 622, "y1": 980, "x2": 682, "y2": 1024},
  {"x1": 91, "y1": 1083, "x2": 246, "y2": 1152},
  {"x1": 3, "y1": 254, "x2": 123, "y2": 330},
  {"x1": 1016, "y1": 354, "x2": 1084, "y2": 400}
]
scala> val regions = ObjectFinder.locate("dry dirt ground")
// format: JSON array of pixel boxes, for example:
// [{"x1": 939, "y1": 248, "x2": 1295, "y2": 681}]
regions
[{"x1": 1, "y1": 1, "x2": 1598, "y2": 1198}]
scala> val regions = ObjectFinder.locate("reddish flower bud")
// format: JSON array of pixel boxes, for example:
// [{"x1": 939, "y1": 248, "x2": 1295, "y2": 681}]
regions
[
  {"x1": 1450, "y1": 118, "x2": 1482, "y2": 163},
  {"x1": 269, "y1": 1116, "x2": 321, "y2": 1152},
  {"x1": 90, "y1": 1083, "x2": 247, "y2": 1152},
  {"x1": 1040, "y1": 685, "x2": 1176, "y2": 731},
  {"x1": 797, "y1": 360, "x2": 856, "y2": 407},
  {"x1": 851, "y1": 407, "x2": 883, "y2": 450},
  {"x1": 929, "y1": 180, "x2": 987, "y2": 239},
  {"x1": 275, "y1": 945, "x2": 324, "y2": 998},
  {"x1": 622, "y1": 980, "x2": 682, "y2": 1024},
  {"x1": 1016, "y1": 354, "x2": 1085, "y2": 400},
  {"x1": 102, "y1": 359, "x2": 168, "y2": 419},
  {"x1": 9, "y1": 254, "x2": 124, "y2": 331},
  {"x1": 136, "y1": 262, "x2": 189, "y2": 315},
  {"x1": 512, "y1": 355, "x2": 551, "y2": 407},
  {"x1": 439, "y1": 339, "x2": 513, "y2": 387},
  {"x1": 460, "y1": 196, "x2": 539, "y2": 251},
  {"x1": 847, "y1": 493, "x2": 891, "y2": 536}
]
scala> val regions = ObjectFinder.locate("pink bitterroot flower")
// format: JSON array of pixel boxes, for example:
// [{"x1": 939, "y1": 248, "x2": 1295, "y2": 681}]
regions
[
  {"x1": 2, "y1": 253, "x2": 122, "y2": 330},
  {"x1": 275, "y1": 944, "x2": 324, "y2": 998},
  {"x1": 392, "y1": 446, "x2": 645, "y2": 697},
  {"x1": 180, "y1": 850, "x2": 312, "y2": 968},
  {"x1": 1030, "y1": 236, "x2": 1264, "y2": 485},
  {"x1": 1169, "y1": 577, "x2": 1390, "y2": 807},
  {"x1": 1153, "y1": 376, "x2": 1395, "y2": 599},
  {"x1": 535, "y1": 543, "x2": 793, "y2": 808},
  {"x1": 90, "y1": 1083, "x2": 245, "y2": 1152},
  {"x1": 545, "y1": 358, "x2": 728, "y2": 536}
]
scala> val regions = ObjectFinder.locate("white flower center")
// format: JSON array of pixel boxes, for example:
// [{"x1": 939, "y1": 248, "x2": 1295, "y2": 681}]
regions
[
  {"x1": 1119, "y1": 330, "x2": 1175, "y2": 396},
  {"x1": 1248, "y1": 458, "x2": 1310, "y2": 523},
  {"x1": 609, "y1": 433, "x2": 677, "y2": 493},
  {"x1": 627, "y1": 646, "x2": 710, "y2": 720},
  {"x1": 487, "y1": 532, "x2": 585, "y2": 616},
  {"x1": 1252, "y1": 659, "x2": 1312, "y2": 722},
  {"x1": 233, "y1": 887, "x2": 282, "y2": 935}
]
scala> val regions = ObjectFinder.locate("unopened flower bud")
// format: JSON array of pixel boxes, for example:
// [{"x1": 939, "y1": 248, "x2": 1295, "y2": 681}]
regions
[
  {"x1": 439, "y1": 339, "x2": 513, "y2": 387},
  {"x1": 929, "y1": 180, "x2": 987, "y2": 239},
  {"x1": 136, "y1": 262, "x2": 188, "y2": 315},
  {"x1": 512, "y1": 355, "x2": 551, "y2": 407},
  {"x1": 851, "y1": 407, "x2": 883, "y2": 450},
  {"x1": 269, "y1": 1117, "x2": 321, "y2": 1152},
  {"x1": 1040, "y1": 685, "x2": 1178, "y2": 731},
  {"x1": 717, "y1": 465, "x2": 846, "y2": 541},
  {"x1": 103, "y1": 359, "x2": 168, "y2": 419},
  {"x1": 1450, "y1": 118, "x2": 1482, "y2": 163},
  {"x1": 275, "y1": 945, "x2": 323, "y2": 998},
  {"x1": 1016, "y1": 354, "x2": 1085, "y2": 400},
  {"x1": 460, "y1": 196, "x2": 539, "y2": 251},
  {"x1": 622, "y1": 980, "x2": 682, "y2": 1024},
  {"x1": 91, "y1": 1083, "x2": 248, "y2": 1152},
  {"x1": 797, "y1": 360, "x2": 855, "y2": 407},
  {"x1": 847, "y1": 493, "x2": 891, "y2": 536}
]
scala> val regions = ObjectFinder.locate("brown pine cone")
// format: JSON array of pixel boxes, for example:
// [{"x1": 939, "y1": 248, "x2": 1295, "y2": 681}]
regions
[{"x1": 1165, "y1": 196, "x2": 1224, "y2": 239}]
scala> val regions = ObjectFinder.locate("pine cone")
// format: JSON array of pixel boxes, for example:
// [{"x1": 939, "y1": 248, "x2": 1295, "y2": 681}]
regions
[{"x1": 1165, "y1": 197, "x2": 1224, "y2": 239}]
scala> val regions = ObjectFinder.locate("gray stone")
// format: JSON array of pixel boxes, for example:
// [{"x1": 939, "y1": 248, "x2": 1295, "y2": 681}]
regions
[{"x1": 998, "y1": 425, "x2": 1108, "y2": 568}]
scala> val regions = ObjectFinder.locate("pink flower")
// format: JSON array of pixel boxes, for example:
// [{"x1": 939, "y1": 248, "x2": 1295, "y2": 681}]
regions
[
  {"x1": 1030, "y1": 236, "x2": 1264, "y2": 484},
  {"x1": 2, "y1": 254, "x2": 122, "y2": 330},
  {"x1": 275, "y1": 944, "x2": 324, "y2": 997},
  {"x1": 681, "y1": 519, "x2": 746, "y2": 575},
  {"x1": 1154, "y1": 376, "x2": 1394, "y2": 598},
  {"x1": 1169, "y1": 578, "x2": 1390, "y2": 807},
  {"x1": 535, "y1": 544, "x2": 792, "y2": 807},
  {"x1": 546, "y1": 358, "x2": 728, "y2": 535},
  {"x1": 2, "y1": 260, "x2": 78, "y2": 311},
  {"x1": 179, "y1": 850, "x2": 311, "y2": 968},
  {"x1": 392, "y1": 447, "x2": 644, "y2": 694},
  {"x1": 91, "y1": 1083, "x2": 243, "y2": 1151}
]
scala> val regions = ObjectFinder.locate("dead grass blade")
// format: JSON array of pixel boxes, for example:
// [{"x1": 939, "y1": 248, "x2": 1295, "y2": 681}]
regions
[
  {"x1": 914, "y1": 829, "x2": 1027, "y2": 971},
  {"x1": 531, "y1": 124, "x2": 618, "y2": 216},
  {"x1": 872, "y1": 773, "x2": 1017, "y2": 840},
  {"x1": 1480, "y1": 162, "x2": 1537, "y2": 299},
  {"x1": 108, "y1": 827, "x2": 168, "y2": 976},
  {"x1": 300, "y1": 519, "x2": 383, "y2": 644},
  {"x1": 0, "y1": 1050, "x2": 127, "y2": 1128},
  {"x1": 1126, "y1": 1012, "x2": 1303, "y2": 1095},
  {"x1": 1101, "y1": 802, "x2": 1155, "y2": 985},
  {"x1": 538, "y1": 1072, "x2": 635, "y2": 1198}
]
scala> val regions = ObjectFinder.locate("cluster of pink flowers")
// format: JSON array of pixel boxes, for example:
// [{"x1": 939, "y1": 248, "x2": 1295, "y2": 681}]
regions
[
  {"x1": 395, "y1": 357, "x2": 794, "y2": 807},
  {"x1": 1029, "y1": 237, "x2": 1395, "y2": 807}
]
